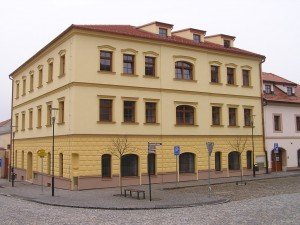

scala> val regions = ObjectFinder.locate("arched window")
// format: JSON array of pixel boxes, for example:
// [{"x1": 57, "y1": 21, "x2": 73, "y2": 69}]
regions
[
  {"x1": 175, "y1": 61, "x2": 193, "y2": 80},
  {"x1": 59, "y1": 153, "x2": 63, "y2": 177},
  {"x1": 121, "y1": 154, "x2": 138, "y2": 177},
  {"x1": 228, "y1": 151, "x2": 240, "y2": 170},
  {"x1": 176, "y1": 105, "x2": 195, "y2": 125},
  {"x1": 47, "y1": 152, "x2": 51, "y2": 174},
  {"x1": 148, "y1": 153, "x2": 156, "y2": 175},
  {"x1": 246, "y1": 150, "x2": 252, "y2": 169},
  {"x1": 179, "y1": 152, "x2": 195, "y2": 173},
  {"x1": 102, "y1": 154, "x2": 111, "y2": 178},
  {"x1": 215, "y1": 151, "x2": 222, "y2": 171}
]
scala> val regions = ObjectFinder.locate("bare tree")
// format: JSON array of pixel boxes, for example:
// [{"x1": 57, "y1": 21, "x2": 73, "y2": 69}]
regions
[
  {"x1": 107, "y1": 137, "x2": 134, "y2": 195},
  {"x1": 227, "y1": 137, "x2": 248, "y2": 184}
]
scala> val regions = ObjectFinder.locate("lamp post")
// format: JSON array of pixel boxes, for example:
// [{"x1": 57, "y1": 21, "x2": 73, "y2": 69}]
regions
[
  {"x1": 51, "y1": 108, "x2": 58, "y2": 197},
  {"x1": 251, "y1": 115, "x2": 256, "y2": 177}
]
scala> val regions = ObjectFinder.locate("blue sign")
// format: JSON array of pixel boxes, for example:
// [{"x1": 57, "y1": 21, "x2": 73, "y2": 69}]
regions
[
  {"x1": 274, "y1": 143, "x2": 279, "y2": 153},
  {"x1": 174, "y1": 146, "x2": 180, "y2": 156},
  {"x1": 0, "y1": 159, "x2": 2, "y2": 168}
]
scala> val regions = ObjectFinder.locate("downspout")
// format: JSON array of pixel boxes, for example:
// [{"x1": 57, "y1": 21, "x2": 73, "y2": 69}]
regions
[
  {"x1": 8, "y1": 74, "x2": 14, "y2": 181},
  {"x1": 259, "y1": 57, "x2": 268, "y2": 174}
]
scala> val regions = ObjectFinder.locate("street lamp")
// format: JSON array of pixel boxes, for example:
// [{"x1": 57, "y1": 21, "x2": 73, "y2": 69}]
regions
[
  {"x1": 51, "y1": 107, "x2": 58, "y2": 197},
  {"x1": 251, "y1": 115, "x2": 256, "y2": 177}
]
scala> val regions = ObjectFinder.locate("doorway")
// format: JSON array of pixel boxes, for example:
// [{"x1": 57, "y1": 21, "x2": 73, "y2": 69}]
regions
[
  {"x1": 27, "y1": 152, "x2": 33, "y2": 180},
  {"x1": 271, "y1": 148, "x2": 286, "y2": 172}
]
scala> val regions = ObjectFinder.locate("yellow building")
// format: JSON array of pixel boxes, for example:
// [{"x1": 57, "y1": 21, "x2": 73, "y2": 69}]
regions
[{"x1": 10, "y1": 21, "x2": 266, "y2": 190}]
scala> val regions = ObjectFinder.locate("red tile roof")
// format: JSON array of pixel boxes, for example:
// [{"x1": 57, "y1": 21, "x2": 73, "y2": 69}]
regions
[
  {"x1": 0, "y1": 119, "x2": 11, "y2": 128},
  {"x1": 262, "y1": 72, "x2": 297, "y2": 85}
]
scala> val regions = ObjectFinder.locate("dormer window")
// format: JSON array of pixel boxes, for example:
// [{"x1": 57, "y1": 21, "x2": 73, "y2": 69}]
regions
[
  {"x1": 193, "y1": 34, "x2": 201, "y2": 43},
  {"x1": 287, "y1": 87, "x2": 293, "y2": 96},
  {"x1": 159, "y1": 28, "x2": 167, "y2": 37},
  {"x1": 224, "y1": 40, "x2": 230, "y2": 48},
  {"x1": 265, "y1": 85, "x2": 272, "y2": 94}
]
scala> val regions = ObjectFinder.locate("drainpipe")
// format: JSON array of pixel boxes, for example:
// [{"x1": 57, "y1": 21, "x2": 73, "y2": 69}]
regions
[
  {"x1": 259, "y1": 57, "x2": 268, "y2": 174},
  {"x1": 8, "y1": 74, "x2": 14, "y2": 181}
]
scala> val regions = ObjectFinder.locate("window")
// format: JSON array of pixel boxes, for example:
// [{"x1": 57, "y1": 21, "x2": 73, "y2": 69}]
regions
[
  {"x1": 227, "y1": 68, "x2": 235, "y2": 85},
  {"x1": 29, "y1": 109, "x2": 33, "y2": 129},
  {"x1": 215, "y1": 152, "x2": 221, "y2": 171},
  {"x1": 224, "y1": 40, "x2": 230, "y2": 48},
  {"x1": 16, "y1": 82, "x2": 20, "y2": 98},
  {"x1": 124, "y1": 101, "x2": 135, "y2": 123},
  {"x1": 148, "y1": 153, "x2": 156, "y2": 175},
  {"x1": 21, "y1": 151, "x2": 24, "y2": 169},
  {"x1": 244, "y1": 108, "x2": 252, "y2": 126},
  {"x1": 211, "y1": 66, "x2": 219, "y2": 83},
  {"x1": 60, "y1": 54, "x2": 66, "y2": 76},
  {"x1": 145, "y1": 102, "x2": 156, "y2": 123},
  {"x1": 59, "y1": 101, "x2": 65, "y2": 123},
  {"x1": 287, "y1": 87, "x2": 293, "y2": 96},
  {"x1": 246, "y1": 151, "x2": 252, "y2": 169},
  {"x1": 229, "y1": 108, "x2": 237, "y2": 126},
  {"x1": 179, "y1": 153, "x2": 195, "y2": 173},
  {"x1": 48, "y1": 61, "x2": 53, "y2": 82},
  {"x1": 22, "y1": 79, "x2": 26, "y2": 96},
  {"x1": 59, "y1": 153, "x2": 63, "y2": 177},
  {"x1": 274, "y1": 115, "x2": 282, "y2": 131},
  {"x1": 212, "y1": 106, "x2": 221, "y2": 125},
  {"x1": 37, "y1": 107, "x2": 42, "y2": 128},
  {"x1": 38, "y1": 67, "x2": 43, "y2": 87},
  {"x1": 47, "y1": 104, "x2": 52, "y2": 126},
  {"x1": 100, "y1": 99, "x2": 113, "y2": 122},
  {"x1": 102, "y1": 154, "x2": 111, "y2": 178},
  {"x1": 242, "y1": 70, "x2": 250, "y2": 86},
  {"x1": 175, "y1": 61, "x2": 193, "y2": 80},
  {"x1": 265, "y1": 85, "x2": 271, "y2": 94},
  {"x1": 159, "y1": 28, "x2": 167, "y2": 37},
  {"x1": 47, "y1": 152, "x2": 51, "y2": 174},
  {"x1": 176, "y1": 105, "x2": 194, "y2": 125},
  {"x1": 193, "y1": 34, "x2": 201, "y2": 43},
  {"x1": 123, "y1": 54, "x2": 134, "y2": 74},
  {"x1": 15, "y1": 114, "x2": 19, "y2": 131},
  {"x1": 100, "y1": 51, "x2": 112, "y2": 72},
  {"x1": 121, "y1": 154, "x2": 138, "y2": 177},
  {"x1": 228, "y1": 151, "x2": 240, "y2": 170},
  {"x1": 296, "y1": 116, "x2": 300, "y2": 132},
  {"x1": 21, "y1": 112, "x2": 25, "y2": 131},
  {"x1": 29, "y1": 73, "x2": 34, "y2": 91},
  {"x1": 145, "y1": 56, "x2": 155, "y2": 76}
]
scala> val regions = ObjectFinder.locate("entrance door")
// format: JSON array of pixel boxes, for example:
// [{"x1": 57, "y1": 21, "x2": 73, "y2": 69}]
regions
[
  {"x1": 27, "y1": 152, "x2": 33, "y2": 180},
  {"x1": 271, "y1": 149, "x2": 282, "y2": 171}
]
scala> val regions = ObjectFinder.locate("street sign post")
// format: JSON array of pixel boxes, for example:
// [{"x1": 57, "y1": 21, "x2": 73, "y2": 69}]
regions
[
  {"x1": 148, "y1": 142, "x2": 162, "y2": 201},
  {"x1": 174, "y1": 146, "x2": 180, "y2": 182},
  {"x1": 37, "y1": 149, "x2": 46, "y2": 192},
  {"x1": 206, "y1": 142, "x2": 214, "y2": 197}
]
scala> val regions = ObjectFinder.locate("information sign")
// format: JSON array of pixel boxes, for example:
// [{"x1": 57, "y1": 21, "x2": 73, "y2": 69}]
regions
[{"x1": 174, "y1": 146, "x2": 180, "y2": 156}]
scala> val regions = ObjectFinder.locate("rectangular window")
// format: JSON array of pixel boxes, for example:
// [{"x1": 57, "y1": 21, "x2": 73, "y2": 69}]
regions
[
  {"x1": 38, "y1": 68, "x2": 43, "y2": 87},
  {"x1": 224, "y1": 40, "x2": 230, "y2": 48},
  {"x1": 265, "y1": 85, "x2": 271, "y2": 94},
  {"x1": 193, "y1": 34, "x2": 201, "y2": 43},
  {"x1": 100, "y1": 99, "x2": 113, "y2": 122},
  {"x1": 16, "y1": 82, "x2": 20, "y2": 98},
  {"x1": 229, "y1": 108, "x2": 237, "y2": 126},
  {"x1": 37, "y1": 107, "x2": 42, "y2": 128},
  {"x1": 159, "y1": 28, "x2": 167, "y2": 37},
  {"x1": 145, "y1": 102, "x2": 156, "y2": 123},
  {"x1": 242, "y1": 70, "x2": 250, "y2": 86},
  {"x1": 30, "y1": 74, "x2": 34, "y2": 91},
  {"x1": 287, "y1": 87, "x2": 293, "y2": 96},
  {"x1": 29, "y1": 110, "x2": 33, "y2": 129},
  {"x1": 211, "y1": 66, "x2": 219, "y2": 83},
  {"x1": 48, "y1": 62, "x2": 53, "y2": 82},
  {"x1": 124, "y1": 101, "x2": 135, "y2": 123},
  {"x1": 227, "y1": 68, "x2": 235, "y2": 85},
  {"x1": 148, "y1": 154, "x2": 156, "y2": 175},
  {"x1": 22, "y1": 79, "x2": 26, "y2": 95},
  {"x1": 15, "y1": 114, "x2": 19, "y2": 131},
  {"x1": 21, "y1": 113, "x2": 25, "y2": 131},
  {"x1": 59, "y1": 101, "x2": 65, "y2": 123},
  {"x1": 145, "y1": 56, "x2": 155, "y2": 76},
  {"x1": 212, "y1": 106, "x2": 221, "y2": 125},
  {"x1": 60, "y1": 55, "x2": 66, "y2": 76},
  {"x1": 296, "y1": 116, "x2": 300, "y2": 131},
  {"x1": 123, "y1": 54, "x2": 134, "y2": 74},
  {"x1": 100, "y1": 51, "x2": 112, "y2": 72},
  {"x1": 274, "y1": 115, "x2": 282, "y2": 131},
  {"x1": 47, "y1": 104, "x2": 52, "y2": 126},
  {"x1": 244, "y1": 108, "x2": 252, "y2": 126}
]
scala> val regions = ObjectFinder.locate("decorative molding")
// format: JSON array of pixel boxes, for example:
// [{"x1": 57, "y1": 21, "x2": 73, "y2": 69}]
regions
[
  {"x1": 225, "y1": 63, "x2": 238, "y2": 68},
  {"x1": 121, "y1": 96, "x2": 139, "y2": 101},
  {"x1": 97, "y1": 45, "x2": 116, "y2": 51},
  {"x1": 143, "y1": 98, "x2": 160, "y2": 102},
  {"x1": 97, "y1": 95, "x2": 116, "y2": 99},
  {"x1": 58, "y1": 49, "x2": 66, "y2": 56},
  {"x1": 209, "y1": 61, "x2": 222, "y2": 66},
  {"x1": 29, "y1": 70, "x2": 34, "y2": 75},
  {"x1": 241, "y1": 65, "x2": 252, "y2": 70},
  {"x1": 38, "y1": 65, "x2": 43, "y2": 70},
  {"x1": 174, "y1": 101, "x2": 198, "y2": 106},
  {"x1": 143, "y1": 51, "x2": 159, "y2": 57},
  {"x1": 173, "y1": 55, "x2": 196, "y2": 62},
  {"x1": 121, "y1": 48, "x2": 138, "y2": 54},
  {"x1": 57, "y1": 97, "x2": 65, "y2": 102},
  {"x1": 47, "y1": 58, "x2": 54, "y2": 64}
]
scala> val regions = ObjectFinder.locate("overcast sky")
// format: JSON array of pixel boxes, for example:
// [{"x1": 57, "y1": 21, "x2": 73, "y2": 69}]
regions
[{"x1": 0, "y1": 0, "x2": 299, "y2": 121}]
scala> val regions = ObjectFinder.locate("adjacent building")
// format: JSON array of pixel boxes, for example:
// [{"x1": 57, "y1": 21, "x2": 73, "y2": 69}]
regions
[
  {"x1": 0, "y1": 119, "x2": 11, "y2": 178},
  {"x1": 263, "y1": 73, "x2": 300, "y2": 171},
  {"x1": 10, "y1": 21, "x2": 266, "y2": 190}
]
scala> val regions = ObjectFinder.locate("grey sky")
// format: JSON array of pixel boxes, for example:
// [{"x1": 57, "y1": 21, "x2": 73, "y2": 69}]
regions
[{"x1": 1, "y1": 0, "x2": 299, "y2": 121}]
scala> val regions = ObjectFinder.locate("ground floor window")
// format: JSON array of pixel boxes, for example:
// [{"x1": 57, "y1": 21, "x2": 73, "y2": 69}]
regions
[
  {"x1": 246, "y1": 150, "x2": 252, "y2": 169},
  {"x1": 121, "y1": 154, "x2": 138, "y2": 177},
  {"x1": 179, "y1": 152, "x2": 195, "y2": 173},
  {"x1": 215, "y1": 151, "x2": 221, "y2": 171},
  {"x1": 59, "y1": 153, "x2": 63, "y2": 177},
  {"x1": 228, "y1": 151, "x2": 240, "y2": 170},
  {"x1": 148, "y1": 153, "x2": 156, "y2": 175},
  {"x1": 47, "y1": 152, "x2": 51, "y2": 174},
  {"x1": 102, "y1": 154, "x2": 111, "y2": 177}
]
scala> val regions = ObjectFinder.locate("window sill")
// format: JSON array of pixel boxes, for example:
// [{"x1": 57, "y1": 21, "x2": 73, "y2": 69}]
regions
[
  {"x1": 57, "y1": 122, "x2": 65, "y2": 125},
  {"x1": 210, "y1": 82, "x2": 223, "y2": 85},
  {"x1": 226, "y1": 84, "x2": 238, "y2": 87},
  {"x1": 273, "y1": 130, "x2": 283, "y2": 133},
  {"x1": 28, "y1": 90, "x2": 34, "y2": 93},
  {"x1": 121, "y1": 73, "x2": 139, "y2": 77},
  {"x1": 175, "y1": 124, "x2": 198, "y2": 127},
  {"x1": 28, "y1": 128, "x2": 33, "y2": 130},
  {"x1": 36, "y1": 126, "x2": 42, "y2": 129},
  {"x1": 122, "y1": 122, "x2": 139, "y2": 125},
  {"x1": 143, "y1": 75, "x2": 159, "y2": 79},
  {"x1": 144, "y1": 122, "x2": 160, "y2": 125},
  {"x1": 58, "y1": 74, "x2": 65, "y2": 78},
  {"x1": 211, "y1": 124, "x2": 224, "y2": 127},
  {"x1": 97, "y1": 70, "x2": 116, "y2": 75},
  {"x1": 46, "y1": 80, "x2": 53, "y2": 84},
  {"x1": 243, "y1": 125, "x2": 252, "y2": 128},
  {"x1": 242, "y1": 85, "x2": 253, "y2": 88},
  {"x1": 37, "y1": 85, "x2": 43, "y2": 89},
  {"x1": 97, "y1": 121, "x2": 116, "y2": 124},
  {"x1": 45, "y1": 124, "x2": 52, "y2": 127},
  {"x1": 173, "y1": 78, "x2": 197, "y2": 83},
  {"x1": 228, "y1": 125, "x2": 240, "y2": 128}
]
